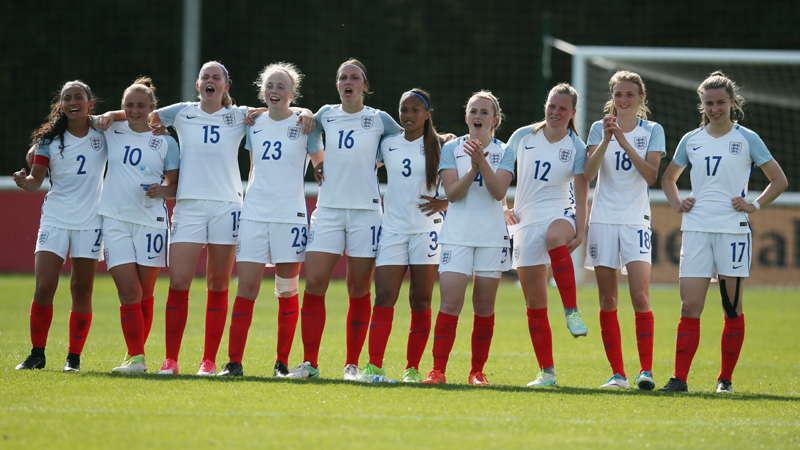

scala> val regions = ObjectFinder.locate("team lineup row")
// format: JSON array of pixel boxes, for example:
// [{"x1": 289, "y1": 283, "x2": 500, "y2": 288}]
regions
[{"x1": 13, "y1": 58, "x2": 787, "y2": 393}]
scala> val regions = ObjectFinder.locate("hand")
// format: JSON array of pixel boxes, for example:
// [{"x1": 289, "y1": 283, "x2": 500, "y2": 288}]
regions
[
  {"x1": 418, "y1": 195, "x2": 448, "y2": 216},
  {"x1": 601, "y1": 115, "x2": 617, "y2": 141},
  {"x1": 94, "y1": 113, "x2": 116, "y2": 131},
  {"x1": 566, "y1": 234, "x2": 583, "y2": 253},
  {"x1": 245, "y1": 108, "x2": 266, "y2": 126},
  {"x1": 732, "y1": 196, "x2": 758, "y2": 213},
  {"x1": 676, "y1": 196, "x2": 695, "y2": 213},
  {"x1": 151, "y1": 124, "x2": 170, "y2": 136},
  {"x1": 441, "y1": 133, "x2": 458, "y2": 142},
  {"x1": 26, "y1": 145, "x2": 35, "y2": 168},
  {"x1": 463, "y1": 139, "x2": 488, "y2": 171},
  {"x1": 13, "y1": 168, "x2": 27, "y2": 188},
  {"x1": 146, "y1": 183, "x2": 163, "y2": 198},
  {"x1": 504, "y1": 208, "x2": 519, "y2": 226},
  {"x1": 297, "y1": 108, "x2": 316, "y2": 135},
  {"x1": 313, "y1": 161, "x2": 324, "y2": 185}
]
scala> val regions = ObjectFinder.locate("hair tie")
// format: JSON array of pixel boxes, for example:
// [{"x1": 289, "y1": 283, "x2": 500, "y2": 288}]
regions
[
  {"x1": 405, "y1": 91, "x2": 429, "y2": 110},
  {"x1": 338, "y1": 64, "x2": 367, "y2": 82}
]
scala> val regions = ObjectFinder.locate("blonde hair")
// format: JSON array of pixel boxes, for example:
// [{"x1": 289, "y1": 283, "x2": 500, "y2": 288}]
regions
[
  {"x1": 256, "y1": 62, "x2": 303, "y2": 105},
  {"x1": 533, "y1": 83, "x2": 579, "y2": 135},
  {"x1": 197, "y1": 61, "x2": 234, "y2": 107},
  {"x1": 604, "y1": 71, "x2": 650, "y2": 119},
  {"x1": 697, "y1": 71, "x2": 745, "y2": 126},
  {"x1": 467, "y1": 90, "x2": 504, "y2": 136},
  {"x1": 122, "y1": 76, "x2": 158, "y2": 107}
]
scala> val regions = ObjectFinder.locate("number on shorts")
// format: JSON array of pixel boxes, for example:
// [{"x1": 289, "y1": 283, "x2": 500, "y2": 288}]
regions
[
  {"x1": 731, "y1": 241, "x2": 746, "y2": 262},
  {"x1": 146, "y1": 233, "x2": 164, "y2": 254},
  {"x1": 231, "y1": 211, "x2": 241, "y2": 237},
  {"x1": 291, "y1": 227, "x2": 308, "y2": 247},
  {"x1": 261, "y1": 141, "x2": 283, "y2": 160},
  {"x1": 637, "y1": 229, "x2": 651, "y2": 250},
  {"x1": 429, "y1": 231, "x2": 438, "y2": 251},
  {"x1": 94, "y1": 229, "x2": 102, "y2": 246},
  {"x1": 76, "y1": 155, "x2": 87, "y2": 174}
]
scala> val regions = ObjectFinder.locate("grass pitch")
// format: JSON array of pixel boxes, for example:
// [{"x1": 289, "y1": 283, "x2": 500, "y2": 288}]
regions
[{"x1": 0, "y1": 274, "x2": 798, "y2": 449}]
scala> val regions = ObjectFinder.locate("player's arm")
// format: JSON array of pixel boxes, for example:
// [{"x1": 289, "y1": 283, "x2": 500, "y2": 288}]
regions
[
  {"x1": 290, "y1": 107, "x2": 316, "y2": 134},
  {"x1": 502, "y1": 197, "x2": 519, "y2": 226},
  {"x1": 440, "y1": 167, "x2": 474, "y2": 202},
  {"x1": 310, "y1": 149, "x2": 325, "y2": 185},
  {"x1": 568, "y1": 173, "x2": 589, "y2": 252},
  {"x1": 662, "y1": 161, "x2": 693, "y2": 213},
  {"x1": 732, "y1": 159, "x2": 788, "y2": 213},
  {"x1": 148, "y1": 169, "x2": 179, "y2": 199},
  {"x1": 95, "y1": 110, "x2": 127, "y2": 131},
  {"x1": 464, "y1": 139, "x2": 511, "y2": 201},
  {"x1": 583, "y1": 117, "x2": 615, "y2": 181}
]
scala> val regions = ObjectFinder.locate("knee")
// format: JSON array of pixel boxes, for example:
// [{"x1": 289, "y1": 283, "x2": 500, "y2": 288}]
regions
[
  {"x1": 118, "y1": 284, "x2": 143, "y2": 305},
  {"x1": 630, "y1": 291, "x2": 650, "y2": 312},
  {"x1": 408, "y1": 290, "x2": 432, "y2": 312},
  {"x1": 206, "y1": 273, "x2": 231, "y2": 292},
  {"x1": 599, "y1": 292, "x2": 618, "y2": 312}
]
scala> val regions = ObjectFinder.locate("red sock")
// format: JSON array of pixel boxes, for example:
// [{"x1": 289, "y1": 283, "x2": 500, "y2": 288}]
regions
[
  {"x1": 526, "y1": 307, "x2": 553, "y2": 369},
  {"x1": 141, "y1": 296, "x2": 155, "y2": 346},
  {"x1": 470, "y1": 314, "x2": 494, "y2": 374},
  {"x1": 202, "y1": 289, "x2": 229, "y2": 363},
  {"x1": 68, "y1": 311, "x2": 92, "y2": 355},
  {"x1": 165, "y1": 288, "x2": 189, "y2": 361},
  {"x1": 368, "y1": 305, "x2": 394, "y2": 367},
  {"x1": 276, "y1": 294, "x2": 299, "y2": 364},
  {"x1": 29, "y1": 301, "x2": 53, "y2": 348},
  {"x1": 719, "y1": 314, "x2": 745, "y2": 382},
  {"x1": 120, "y1": 303, "x2": 145, "y2": 356},
  {"x1": 635, "y1": 311, "x2": 655, "y2": 373},
  {"x1": 431, "y1": 312, "x2": 459, "y2": 373},
  {"x1": 674, "y1": 317, "x2": 701, "y2": 382},
  {"x1": 345, "y1": 294, "x2": 371, "y2": 366},
  {"x1": 548, "y1": 245, "x2": 576, "y2": 309},
  {"x1": 227, "y1": 296, "x2": 255, "y2": 364},
  {"x1": 600, "y1": 309, "x2": 625, "y2": 378},
  {"x1": 406, "y1": 308, "x2": 431, "y2": 370},
  {"x1": 300, "y1": 292, "x2": 326, "y2": 367}
]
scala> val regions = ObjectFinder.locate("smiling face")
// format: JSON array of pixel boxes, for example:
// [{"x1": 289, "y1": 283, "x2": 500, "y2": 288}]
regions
[
  {"x1": 399, "y1": 94, "x2": 429, "y2": 137},
  {"x1": 336, "y1": 64, "x2": 367, "y2": 106},
  {"x1": 263, "y1": 70, "x2": 294, "y2": 112},
  {"x1": 123, "y1": 91, "x2": 155, "y2": 130},
  {"x1": 196, "y1": 63, "x2": 229, "y2": 105},
  {"x1": 465, "y1": 97, "x2": 497, "y2": 139},
  {"x1": 702, "y1": 87, "x2": 734, "y2": 125},
  {"x1": 612, "y1": 80, "x2": 643, "y2": 118},
  {"x1": 544, "y1": 93, "x2": 576, "y2": 130},
  {"x1": 61, "y1": 85, "x2": 93, "y2": 122}
]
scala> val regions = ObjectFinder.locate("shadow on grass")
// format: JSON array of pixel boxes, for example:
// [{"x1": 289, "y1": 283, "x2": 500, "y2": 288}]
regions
[{"x1": 78, "y1": 370, "x2": 799, "y2": 402}]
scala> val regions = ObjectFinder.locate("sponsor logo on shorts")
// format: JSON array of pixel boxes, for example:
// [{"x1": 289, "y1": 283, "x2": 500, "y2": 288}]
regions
[
  {"x1": 170, "y1": 223, "x2": 178, "y2": 238},
  {"x1": 441, "y1": 250, "x2": 451, "y2": 265},
  {"x1": 223, "y1": 113, "x2": 236, "y2": 126},
  {"x1": 287, "y1": 126, "x2": 301, "y2": 140},
  {"x1": 38, "y1": 232, "x2": 49, "y2": 245},
  {"x1": 91, "y1": 137, "x2": 103, "y2": 151},
  {"x1": 236, "y1": 242, "x2": 241, "y2": 255},
  {"x1": 590, "y1": 244, "x2": 598, "y2": 259},
  {"x1": 427, "y1": 253, "x2": 436, "y2": 258},
  {"x1": 104, "y1": 248, "x2": 109, "y2": 261},
  {"x1": 307, "y1": 231, "x2": 314, "y2": 245},
  {"x1": 489, "y1": 153, "x2": 502, "y2": 165},
  {"x1": 733, "y1": 264, "x2": 743, "y2": 270},
  {"x1": 635, "y1": 136, "x2": 648, "y2": 150},
  {"x1": 514, "y1": 246, "x2": 520, "y2": 260},
  {"x1": 559, "y1": 148, "x2": 572, "y2": 163},
  {"x1": 148, "y1": 255, "x2": 159, "y2": 260},
  {"x1": 729, "y1": 141, "x2": 742, "y2": 155},
  {"x1": 361, "y1": 116, "x2": 374, "y2": 130}
]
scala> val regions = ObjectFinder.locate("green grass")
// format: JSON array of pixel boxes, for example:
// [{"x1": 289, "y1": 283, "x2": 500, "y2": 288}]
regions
[{"x1": 1, "y1": 274, "x2": 798, "y2": 449}]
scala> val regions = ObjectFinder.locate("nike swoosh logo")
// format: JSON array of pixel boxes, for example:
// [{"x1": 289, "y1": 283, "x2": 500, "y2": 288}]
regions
[
  {"x1": 456, "y1": 155, "x2": 468, "y2": 158},
  {"x1": 640, "y1": 251, "x2": 649, "y2": 254},
  {"x1": 120, "y1": 316, "x2": 134, "y2": 322},
  {"x1": 187, "y1": 116, "x2": 197, "y2": 119},
  {"x1": 283, "y1": 311, "x2": 297, "y2": 316},
  {"x1": 478, "y1": 337, "x2": 491, "y2": 340},
  {"x1": 733, "y1": 265, "x2": 743, "y2": 269},
  {"x1": 148, "y1": 255, "x2": 159, "y2": 259},
  {"x1": 369, "y1": 324, "x2": 380, "y2": 328},
  {"x1": 676, "y1": 334, "x2": 690, "y2": 338},
  {"x1": 427, "y1": 253, "x2": 436, "y2": 257},
  {"x1": 296, "y1": 250, "x2": 304, "y2": 254},
  {"x1": 72, "y1": 335, "x2": 87, "y2": 339},
  {"x1": 301, "y1": 312, "x2": 311, "y2": 316},
  {"x1": 31, "y1": 329, "x2": 42, "y2": 333},
  {"x1": 253, "y1": 129, "x2": 263, "y2": 134},
  {"x1": 92, "y1": 249, "x2": 100, "y2": 252},
  {"x1": 640, "y1": 333, "x2": 653, "y2": 338},
  {"x1": 555, "y1": 266, "x2": 568, "y2": 272},
  {"x1": 350, "y1": 322, "x2": 368, "y2": 326},
  {"x1": 166, "y1": 306, "x2": 180, "y2": 310},
  {"x1": 326, "y1": 119, "x2": 336, "y2": 122},
  {"x1": 434, "y1": 336, "x2": 445, "y2": 339},
  {"x1": 725, "y1": 333, "x2": 742, "y2": 338},
  {"x1": 604, "y1": 343, "x2": 615, "y2": 349},
  {"x1": 409, "y1": 330, "x2": 425, "y2": 334},
  {"x1": 114, "y1": 130, "x2": 124, "y2": 134},
  {"x1": 232, "y1": 313, "x2": 250, "y2": 318},
  {"x1": 501, "y1": 259, "x2": 507, "y2": 264},
  {"x1": 207, "y1": 308, "x2": 224, "y2": 312},
  {"x1": 388, "y1": 147, "x2": 398, "y2": 152},
  {"x1": 692, "y1": 146, "x2": 702, "y2": 151},
  {"x1": 529, "y1": 327, "x2": 541, "y2": 331},
  {"x1": 525, "y1": 146, "x2": 535, "y2": 149}
]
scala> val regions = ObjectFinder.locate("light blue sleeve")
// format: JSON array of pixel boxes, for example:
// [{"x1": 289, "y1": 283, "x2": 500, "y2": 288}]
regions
[
  {"x1": 164, "y1": 136, "x2": 180, "y2": 171},
  {"x1": 672, "y1": 131, "x2": 693, "y2": 167},
  {"x1": 571, "y1": 134, "x2": 588, "y2": 175},
  {"x1": 307, "y1": 125, "x2": 323, "y2": 154},
  {"x1": 34, "y1": 140, "x2": 51, "y2": 158},
  {"x1": 498, "y1": 141, "x2": 516, "y2": 174},
  {"x1": 379, "y1": 111, "x2": 403, "y2": 137},
  {"x1": 439, "y1": 139, "x2": 459, "y2": 171},
  {"x1": 507, "y1": 125, "x2": 533, "y2": 157},
  {"x1": 244, "y1": 125, "x2": 253, "y2": 151},
  {"x1": 739, "y1": 126, "x2": 773, "y2": 166},
  {"x1": 157, "y1": 102, "x2": 192, "y2": 127},
  {"x1": 91, "y1": 117, "x2": 105, "y2": 135},
  {"x1": 315, "y1": 104, "x2": 333, "y2": 130},
  {"x1": 647, "y1": 122, "x2": 666, "y2": 157},
  {"x1": 587, "y1": 120, "x2": 603, "y2": 146}
]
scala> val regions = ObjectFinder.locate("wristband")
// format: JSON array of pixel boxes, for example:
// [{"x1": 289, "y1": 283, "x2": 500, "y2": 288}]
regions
[
  {"x1": 752, "y1": 200, "x2": 761, "y2": 211},
  {"x1": 503, "y1": 205, "x2": 510, "y2": 212}
]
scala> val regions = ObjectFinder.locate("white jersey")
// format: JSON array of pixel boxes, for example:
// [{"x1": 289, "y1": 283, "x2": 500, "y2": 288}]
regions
[
  {"x1": 588, "y1": 118, "x2": 665, "y2": 226},
  {"x1": 242, "y1": 113, "x2": 323, "y2": 225},
  {"x1": 378, "y1": 133, "x2": 444, "y2": 235},
  {"x1": 507, "y1": 125, "x2": 586, "y2": 229},
  {"x1": 673, "y1": 123, "x2": 772, "y2": 234},
  {"x1": 97, "y1": 121, "x2": 180, "y2": 228},
  {"x1": 33, "y1": 130, "x2": 107, "y2": 230},
  {"x1": 437, "y1": 135, "x2": 515, "y2": 248},
  {"x1": 157, "y1": 102, "x2": 249, "y2": 203},
  {"x1": 315, "y1": 104, "x2": 402, "y2": 210}
]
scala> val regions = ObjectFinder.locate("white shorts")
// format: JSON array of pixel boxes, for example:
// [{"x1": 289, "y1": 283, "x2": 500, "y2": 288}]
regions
[
  {"x1": 680, "y1": 231, "x2": 751, "y2": 278},
  {"x1": 34, "y1": 225, "x2": 104, "y2": 261},
  {"x1": 584, "y1": 223, "x2": 652, "y2": 274},
  {"x1": 306, "y1": 206, "x2": 382, "y2": 258},
  {"x1": 511, "y1": 213, "x2": 576, "y2": 269},
  {"x1": 236, "y1": 219, "x2": 307, "y2": 265},
  {"x1": 376, "y1": 230, "x2": 440, "y2": 267},
  {"x1": 102, "y1": 217, "x2": 167, "y2": 269},
  {"x1": 170, "y1": 199, "x2": 241, "y2": 246},
  {"x1": 438, "y1": 244, "x2": 511, "y2": 279}
]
